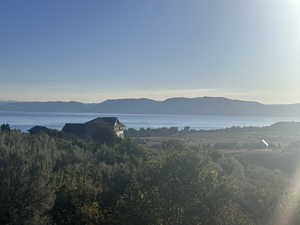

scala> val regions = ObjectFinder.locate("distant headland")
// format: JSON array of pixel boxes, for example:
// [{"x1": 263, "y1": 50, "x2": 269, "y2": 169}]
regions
[{"x1": 0, "y1": 97, "x2": 300, "y2": 116}]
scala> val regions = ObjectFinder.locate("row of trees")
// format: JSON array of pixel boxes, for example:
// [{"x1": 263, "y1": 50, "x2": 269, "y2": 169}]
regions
[
  {"x1": 0, "y1": 128, "x2": 297, "y2": 225},
  {"x1": 125, "y1": 127, "x2": 192, "y2": 137}
]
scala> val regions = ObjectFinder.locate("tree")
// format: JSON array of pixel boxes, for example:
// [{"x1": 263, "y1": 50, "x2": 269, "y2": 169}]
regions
[
  {"x1": 0, "y1": 123, "x2": 10, "y2": 132},
  {"x1": 0, "y1": 132, "x2": 55, "y2": 225}
]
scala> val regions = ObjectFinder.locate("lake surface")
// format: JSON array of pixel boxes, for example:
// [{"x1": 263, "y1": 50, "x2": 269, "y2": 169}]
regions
[{"x1": 1, "y1": 111, "x2": 300, "y2": 131}]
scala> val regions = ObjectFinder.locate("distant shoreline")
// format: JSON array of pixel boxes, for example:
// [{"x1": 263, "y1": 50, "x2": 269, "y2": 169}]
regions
[
  {"x1": 0, "y1": 97, "x2": 300, "y2": 117},
  {"x1": 1, "y1": 111, "x2": 300, "y2": 132}
]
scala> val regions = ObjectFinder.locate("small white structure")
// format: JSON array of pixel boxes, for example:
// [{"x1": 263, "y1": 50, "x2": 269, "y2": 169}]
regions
[{"x1": 261, "y1": 139, "x2": 269, "y2": 150}]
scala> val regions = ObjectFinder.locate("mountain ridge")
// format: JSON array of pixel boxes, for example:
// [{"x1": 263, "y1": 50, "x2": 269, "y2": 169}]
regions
[{"x1": 0, "y1": 97, "x2": 299, "y2": 116}]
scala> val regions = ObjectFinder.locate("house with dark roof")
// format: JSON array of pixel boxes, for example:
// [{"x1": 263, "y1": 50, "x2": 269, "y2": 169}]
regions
[
  {"x1": 63, "y1": 117, "x2": 126, "y2": 141},
  {"x1": 86, "y1": 117, "x2": 126, "y2": 138}
]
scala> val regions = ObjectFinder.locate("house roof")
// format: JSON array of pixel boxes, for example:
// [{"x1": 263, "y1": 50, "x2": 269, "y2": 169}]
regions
[
  {"x1": 62, "y1": 117, "x2": 125, "y2": 134},
  {"x1": 64, "y1": 123, "x2": 85, "y2": 128},
  {"x1": 85, "y1": 117, "x2": 125, "y2": 127},
  {"x1": 62, "y1": 123, "x2": 86, "y2": 134}
]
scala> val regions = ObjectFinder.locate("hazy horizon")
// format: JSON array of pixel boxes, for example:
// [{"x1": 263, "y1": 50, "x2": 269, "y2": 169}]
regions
[
  {"x1": 1, "y1": 94, "x2": 300, "y2": 105},
  {"x1": 1, "y1": 0, "x2": 300, "y2": 104}
]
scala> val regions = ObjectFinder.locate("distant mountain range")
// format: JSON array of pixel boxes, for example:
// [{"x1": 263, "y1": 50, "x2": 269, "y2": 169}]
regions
[
  {"x1": 0, "y1": 97, "x2": 300, "y2": 116},
  {"x1": 0, "y1": 100, "x2": 17, "y2": 106}
]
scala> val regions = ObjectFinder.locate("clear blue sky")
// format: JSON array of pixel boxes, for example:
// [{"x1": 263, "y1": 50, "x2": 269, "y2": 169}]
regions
[{"x1": 1, "y1": 0, "x2": 300, "y2": 103}]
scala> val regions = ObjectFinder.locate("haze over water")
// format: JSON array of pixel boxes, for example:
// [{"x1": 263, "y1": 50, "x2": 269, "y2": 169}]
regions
[{"x1": 1, "y1": 111, "x2": 300, "y2": 132}]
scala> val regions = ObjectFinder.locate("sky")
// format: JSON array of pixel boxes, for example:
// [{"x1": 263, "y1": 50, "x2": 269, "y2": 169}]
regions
[{"x1": 0, "y1": 0, "x2": 300, "y2": 104}]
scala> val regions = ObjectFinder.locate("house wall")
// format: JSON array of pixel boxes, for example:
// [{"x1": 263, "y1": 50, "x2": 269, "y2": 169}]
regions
[{"x1": 115, "y1": 129, "x2": 124, "y2": 138}]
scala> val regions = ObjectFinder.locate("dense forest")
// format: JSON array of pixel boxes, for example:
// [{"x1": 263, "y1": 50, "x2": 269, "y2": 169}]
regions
[{"x1": 1, "y1": 125, "x2": 300, "y2": 225}]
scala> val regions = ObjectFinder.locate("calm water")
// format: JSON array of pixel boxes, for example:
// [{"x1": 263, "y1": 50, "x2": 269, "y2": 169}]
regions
[{"x1": 1, "y1": 111, "x2": 300, "y2": 131}]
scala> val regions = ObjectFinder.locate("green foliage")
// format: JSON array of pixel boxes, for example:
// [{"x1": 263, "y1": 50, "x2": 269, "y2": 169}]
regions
[
  {"x1": 63, "y1": 125, "x2": 121, "y2": 145},
  {"x1": 0, "y1": 130, "x2": 295, "y2": 225},
  {"x1": 28, "y1": 126, "x2": 62, "y2": 137},
  {"x1": 0, "y1": 123, "x2": 10, "y2": 132},
  {"x1": 0, "y1": 131, "x2": 55, "y2": 225},
  {"x1": 125, "y1": 127, "x2": 181, "y2": 137}
]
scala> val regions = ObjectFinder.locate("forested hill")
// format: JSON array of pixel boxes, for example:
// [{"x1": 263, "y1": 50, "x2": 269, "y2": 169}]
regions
[
  {"x1": 1, "y1": 128, "x2": 299, "y2": 225},
  {"x1": 1, "y1": 97, "x2": 300, "y2": 116}
]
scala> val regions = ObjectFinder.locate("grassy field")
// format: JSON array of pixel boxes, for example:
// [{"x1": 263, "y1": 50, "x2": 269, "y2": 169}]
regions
[{"x1": 130, "y1": 122, "x2": 300, "y2": 152}]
